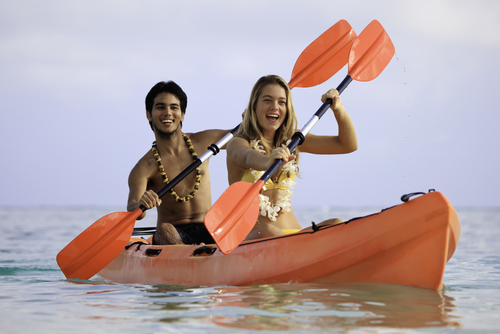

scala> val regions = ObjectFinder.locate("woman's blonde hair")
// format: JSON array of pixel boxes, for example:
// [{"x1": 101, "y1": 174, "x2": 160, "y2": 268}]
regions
[{"x1": 238, "y1": 75, "x2": 298, "y2": 156}]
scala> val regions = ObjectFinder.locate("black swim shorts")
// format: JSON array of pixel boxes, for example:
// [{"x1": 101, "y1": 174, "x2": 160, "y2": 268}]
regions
[
  {"x1": 152, "y1": 223, "x2": 215, "y2": 245},
  {"x1": 175, "y1": 223, "x2": 215, "y2": 245}
]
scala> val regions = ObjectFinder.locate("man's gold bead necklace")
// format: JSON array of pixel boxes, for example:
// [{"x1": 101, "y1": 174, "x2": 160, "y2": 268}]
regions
[{"x1": 151, "y1": 133, "x2": 201, "y2": 202}]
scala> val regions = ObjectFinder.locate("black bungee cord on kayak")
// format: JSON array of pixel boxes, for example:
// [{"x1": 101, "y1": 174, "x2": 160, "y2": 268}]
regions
[{"x1": 401, "y1": 189, "x2": 436, "y2": 202}]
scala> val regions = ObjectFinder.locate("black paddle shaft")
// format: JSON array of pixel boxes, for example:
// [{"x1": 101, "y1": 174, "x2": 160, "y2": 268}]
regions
[{"x1": 260, "y1": 75, "x2": 353, "y2": 183}]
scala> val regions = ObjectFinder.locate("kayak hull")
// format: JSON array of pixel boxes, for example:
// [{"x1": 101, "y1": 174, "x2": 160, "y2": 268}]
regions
[{"x1": 98, "y1": 191, "x2": 460, "y2": 290}]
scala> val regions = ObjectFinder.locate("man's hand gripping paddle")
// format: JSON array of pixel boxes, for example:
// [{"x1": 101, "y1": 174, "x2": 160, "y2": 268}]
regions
[
  {"x1": 204, "y1": 20, "x2": 395, "y2": 255},
  {"x1": 56, "y1": 20, "x2": 357, "y2": 280}
]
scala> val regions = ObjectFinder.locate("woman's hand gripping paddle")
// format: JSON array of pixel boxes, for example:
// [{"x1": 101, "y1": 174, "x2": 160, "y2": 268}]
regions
[
  {"x1": 205, "y1": 20, "x2": 395, "y2": 255},
  {"x1": 56, "y1": 20, "x2": 357, "y2": 280}
]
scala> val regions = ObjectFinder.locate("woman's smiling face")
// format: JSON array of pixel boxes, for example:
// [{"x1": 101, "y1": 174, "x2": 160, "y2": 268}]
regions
[{"x1": 255, "y1": 84, "x2": 287, "y2": 141}]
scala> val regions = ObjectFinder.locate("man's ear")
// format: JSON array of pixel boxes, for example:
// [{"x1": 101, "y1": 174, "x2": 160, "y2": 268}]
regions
[{"x1": 146, "y1": 110, "x2": 152, "y2": 121}]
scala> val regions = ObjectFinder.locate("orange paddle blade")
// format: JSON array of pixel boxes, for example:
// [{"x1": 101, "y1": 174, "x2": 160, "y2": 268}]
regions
[
  {"x1": 56, "y1": 208, "x2": 142, "y2": 279},
  {"x1": 348, "y1": 20, "x2": 395, "y2": 81},
  {"x1": 204, "y1": 181, "x2": 262, "y2": 254},
  {"x1": 289, "y1": 20, "x2": 356, "y2": 89}
]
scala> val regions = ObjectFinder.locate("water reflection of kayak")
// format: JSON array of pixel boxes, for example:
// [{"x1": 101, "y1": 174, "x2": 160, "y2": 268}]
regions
[
  {"x1": 202, "y1": 283, "x2": 462, "y2": 330},
  {"x1": 98, "y1": 191, "x2": 460, "y2": 290}
]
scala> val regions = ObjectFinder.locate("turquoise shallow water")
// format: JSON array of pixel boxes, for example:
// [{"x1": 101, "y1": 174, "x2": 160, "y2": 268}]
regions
[{"x1": 1, "y1": 205, "x2": 499, "y2": 333}]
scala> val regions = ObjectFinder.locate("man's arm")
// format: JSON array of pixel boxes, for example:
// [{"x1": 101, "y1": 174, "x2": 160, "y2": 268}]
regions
[
  {"x1": 191, "y1": 129, "x2": 233, "y2": 150},
  {"x1": 127, "y1": 160, "x2": 161, "y2": 220}
]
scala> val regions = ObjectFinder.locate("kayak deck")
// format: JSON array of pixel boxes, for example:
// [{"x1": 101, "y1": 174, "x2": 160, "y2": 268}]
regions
[{"x1": 98, "y1": 191, "x2": 460, "y2": 290}]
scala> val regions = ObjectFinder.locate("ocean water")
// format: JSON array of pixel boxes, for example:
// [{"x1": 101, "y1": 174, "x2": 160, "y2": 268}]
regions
[{"x1": 0, "y1": 204, "x2": 499, "y2": 333}]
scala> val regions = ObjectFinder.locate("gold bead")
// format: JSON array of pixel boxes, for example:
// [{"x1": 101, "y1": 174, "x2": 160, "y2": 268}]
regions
[{"x1": 151, "y1": 132, "x2": 201, "y2": 202}]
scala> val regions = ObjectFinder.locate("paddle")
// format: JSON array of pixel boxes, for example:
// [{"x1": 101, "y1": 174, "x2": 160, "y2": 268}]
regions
[
  {"x1": 288, "y1": 19, "x2": 356, "y2": 89},
  {"x1": 205, "y1": 20, "x2": 395, "y2": 255},
  {"x1": 56, "y1": 19, "x2": 357, "y2": 280},
  {"x1": 56, "y1": 126, "x2": 239, "y2": 280}
]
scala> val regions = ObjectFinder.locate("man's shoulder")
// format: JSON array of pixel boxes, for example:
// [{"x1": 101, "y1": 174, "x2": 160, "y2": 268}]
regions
[{"x1": 130, "y1": 150, "x2": 156, "y2": 175}]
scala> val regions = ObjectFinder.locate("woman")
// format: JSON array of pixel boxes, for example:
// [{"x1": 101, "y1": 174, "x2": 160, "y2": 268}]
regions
[{"x1": 226, "y1": 75, "x2": 358, "y2": 240}]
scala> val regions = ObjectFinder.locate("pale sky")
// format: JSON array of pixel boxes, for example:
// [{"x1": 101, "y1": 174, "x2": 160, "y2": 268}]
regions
[{"x1": 1, "y1": 0, "x2": 499, "y2": 211}]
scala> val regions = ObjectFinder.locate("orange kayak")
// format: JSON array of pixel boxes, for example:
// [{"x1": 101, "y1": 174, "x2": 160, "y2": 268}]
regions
[{"x1": 98, "y1": 191, "x2": 460, "y2": 290}]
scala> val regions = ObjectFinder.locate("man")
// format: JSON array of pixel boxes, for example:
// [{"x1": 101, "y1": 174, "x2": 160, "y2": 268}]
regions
[{"x1": 127, "y1": 81, "x2": 229, "y2": 245}]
